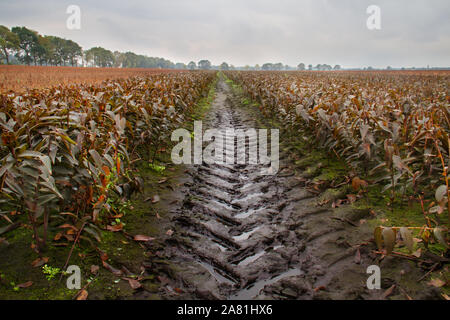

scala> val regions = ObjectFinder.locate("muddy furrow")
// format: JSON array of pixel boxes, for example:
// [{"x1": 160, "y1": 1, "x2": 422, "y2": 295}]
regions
[
  {"x1": 143, "y1": 77, "x2": 439, "y2": 301},
  {"x1": 152, "y1": 79, "x2": 303, "y2": 300}
]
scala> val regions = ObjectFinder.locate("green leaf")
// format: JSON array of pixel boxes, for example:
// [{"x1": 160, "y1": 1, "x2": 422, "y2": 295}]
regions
[
  {"x1": 392, "y1": 155, "x2": 412, "y2": 175},
  {"x1": 57, "y1": 133, "x2": 77, "y2": 145},
  {"x1": 37, "y1": 194, "x2": 58, "y2": 206},
  {"x1": 40, "y1": 155, "x2": 52, "y2": 175},
  {"x1": 435, "y1": 185, "x2": 447, "y2": 202},
  {"x1": 18, "y1": 166, "x2": 40, "y2": 179},
  {"x1": 18, "y1": 150, "x2": 45, "y2": 159},
  {"x1": 83, "y1": 226, "x2": 102, "y2": 242},
  {"x1": 89, "y1": 150, "x2": 103, "y2": 168},
  {"x1": 103, "y1": 154, "x2": 114, "y2": 168},
  {"x1": 18, "y1": 151, "x2": 52, "y2": 175},
  {"x1": 4, "y1": 176, "x2": 24, "y2": 197},
  {"x1": 0, "y1": 161, "x2": 15, "y2": 177},
  {"x1": 39, "y1": 179, "x2": 63, "y2": 199}
]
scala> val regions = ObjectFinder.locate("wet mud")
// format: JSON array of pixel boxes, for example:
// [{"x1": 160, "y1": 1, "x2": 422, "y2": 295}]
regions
[{"x1": 142, "y1": 77, "x2": 441, "y2": 300}]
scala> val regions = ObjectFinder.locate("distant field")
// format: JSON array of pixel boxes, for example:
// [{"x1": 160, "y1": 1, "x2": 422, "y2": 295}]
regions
[{"x1": 0, "y1": 65, "x2": 182, "y2": 93}]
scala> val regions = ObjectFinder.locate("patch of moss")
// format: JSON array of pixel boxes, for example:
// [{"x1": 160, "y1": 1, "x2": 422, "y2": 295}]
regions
[
  {"x1": 368, "y1": 203, "x2": 429, "y2": 228},
  {"x1": 295, "y1": 153, "x2": 322, "y2": 169},
  {"x1": 317, "y1": 186, "x2": 349, "y2": 203},
  {"x1": 241, "y1": 98, "x2": 250, "y2": 105},
  {"x1": 148, "y1": 163, "x2": 166, "y2": 174},
  {"x1": 190, "y1": 76, "x2": 217, "y2": 122},
  {"x1": 359, "y1": 179, "x2": 449, "y2": 229}
]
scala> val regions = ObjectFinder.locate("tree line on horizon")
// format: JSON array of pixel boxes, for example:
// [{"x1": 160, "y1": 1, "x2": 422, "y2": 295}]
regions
[
  {"x1": 0, "y1": 25, "x2": 344, "y2": 71},
  {"x1": 0, "y1": 25, "x2": 183, "y2": 69}
]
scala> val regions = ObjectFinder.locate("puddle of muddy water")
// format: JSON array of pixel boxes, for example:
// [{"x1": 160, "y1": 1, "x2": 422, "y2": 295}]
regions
[
  {"x1": 238, "y1": 251, "x2": 265, "y2": 267},
  {"x1": 206, "y1": 197, "x2": 239, "y2": 211},
  {"x1": 235, "y1": 207, "x2": 265, "y2": 219},
  {"x1": 237, "y1": 245, "x2": 284, "y2": 266},
  {"x1": 232, "y1": 192, "x2": 264, "y2": 205},
  {"x1": 238, "y1": 174, "x2": 250, "y2": 181},
  {"x1": 198, "y1": 262, "x2": 236, "y2": 286},
  {"x1": 240, "y1": 182, "x2": 258, "y2": 191},
  {"x1": 232, "y1": 226, "x2": 261, "y2": 242},
  {"x1": 229, "y1": 268, "x2": 303, "y2": 300},
  {"x1": 212, "y1": 242, "x2": 228, "y2": 252}
]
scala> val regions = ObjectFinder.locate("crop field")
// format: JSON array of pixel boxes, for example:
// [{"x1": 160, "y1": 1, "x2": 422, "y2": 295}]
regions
[
  {"x1": 0, "y1": 68, "x2": 448, "y2": 301},
  {"x1": 0, "y1": 69, "x2": 215, "y2": 248},
  {"x1": 227, "y1": 70, "x2": 450, "y2": 217},
  {"x1": 2, "y1": 0, "x2": 450, "y2": 309},
  {"x1": 0, "y1": 65, "x2": 183, "y2": 93},
  {"x1": 227, "y1": 70, "x2": 450, "y2": 248}
]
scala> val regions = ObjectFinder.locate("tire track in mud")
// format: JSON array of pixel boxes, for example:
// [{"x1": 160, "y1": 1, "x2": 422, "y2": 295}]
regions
[
  {"x1": 144, "y1": 77, "x2": 440, "y2": 300},
  {"x1": 157, "y1": 78, "x2": 318, "y2": 300},
  {"x1": 157, "y1": 78, "x2": 301, "y2": 299}
]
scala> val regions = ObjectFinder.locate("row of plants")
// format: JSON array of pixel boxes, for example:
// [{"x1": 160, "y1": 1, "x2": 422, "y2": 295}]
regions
[
  {"x1": 225, "y1": 70, "x2": 449, "y2": 254},
  {"x1": 0, "y1": 70, "x2": 216, "y2": 254}
]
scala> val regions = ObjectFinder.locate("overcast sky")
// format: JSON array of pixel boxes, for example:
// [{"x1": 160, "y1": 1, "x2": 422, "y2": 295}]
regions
[{"x1": 0, "y1": 0, "x2": 449, "y2": 68}]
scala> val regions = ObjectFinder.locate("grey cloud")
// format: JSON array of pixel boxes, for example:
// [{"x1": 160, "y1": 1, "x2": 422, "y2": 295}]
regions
[{"x1": 0, "y1": 0, "x2": 449, "y2": 67}]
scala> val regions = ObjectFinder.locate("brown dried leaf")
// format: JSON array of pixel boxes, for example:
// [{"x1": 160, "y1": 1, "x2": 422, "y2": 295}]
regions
[
  {"x1": 53, "y1": 232, "x2": 63, "y2": 241},
  {"x1": 31, "y1": 257, "x2": 49, "y2": 267},
  {"x1": 151, "y1": 195, "x2": 160, "y2": 203},
  {"x1": 313, "y1": 286, "x2": 326, "y2": 292},
  {"x1": 412, "y1": 248, "x2": 422, "y2": 258},
  {"x1": 102, "y1": 260, "x2": 122, "y2": 276},
  {"x1": 106, "y1": 223, "x2": 123, "y2": 232},
  {"x1": 58, "y1": 223, "x2": 78, "y2": 231},
  {"x1": 125, "y1": 278, "x2": 142, "y2": 290},
  {"x1": 354, "y1": 248, "x2": 361, "y2": 264},
  {"x1": 174, "y1": 287, "x2": 184, "y2": 294},
  {"x1": 352, "y1": 177, "x2": 368, "y2": 190},
  {"x1": 17, "y1": 281, "x2": 33, "y2": 288},
  {"x1": 76, "y1": 289, "x2": 88, "y2": 300},
  {"x1": 90, "y1": 265, "x2": 99, "y2": 275},
  {"x1": 133, "y1": 235, "x2": 155, "y2": 242},
  {"x1": 346, "y1": 194, "x2": 357, "y2": 204},
  {"x1": 428, "y1": 278, "x2": 445, "y2": 288},
  {"x1": 382, "y1": 285, "x2": 396, "y2": 299},
  {"x1": 99, "y1": 250, "x2": 108, "y2": 261}
]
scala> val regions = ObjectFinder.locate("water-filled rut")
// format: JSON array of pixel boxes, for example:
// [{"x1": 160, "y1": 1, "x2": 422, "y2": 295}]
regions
[
  {"x1": 142, "y1": 77, "x2": 438, "y2": 300},
  {"x1": 171, "y1": 79, "x2": 304, "y2": 299}
]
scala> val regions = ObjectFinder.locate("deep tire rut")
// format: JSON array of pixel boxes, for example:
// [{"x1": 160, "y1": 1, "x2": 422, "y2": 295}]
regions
[
  {"x1": 143, "y1": 77, "x2": 440, "y2": 300},
  {"x1": 166, "y1": 79, "x2": 307, "y2": 300}
]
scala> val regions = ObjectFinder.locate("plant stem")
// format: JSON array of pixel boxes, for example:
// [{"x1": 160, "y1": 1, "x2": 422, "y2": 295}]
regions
[{"x1": 433, "y1": 138, "x2": 450, "y2": 227}]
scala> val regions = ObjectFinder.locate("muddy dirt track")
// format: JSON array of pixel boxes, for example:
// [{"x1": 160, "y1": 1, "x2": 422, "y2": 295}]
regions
[{"x1": 142, "y1": 77, "x2": 440, "y2": 300}]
